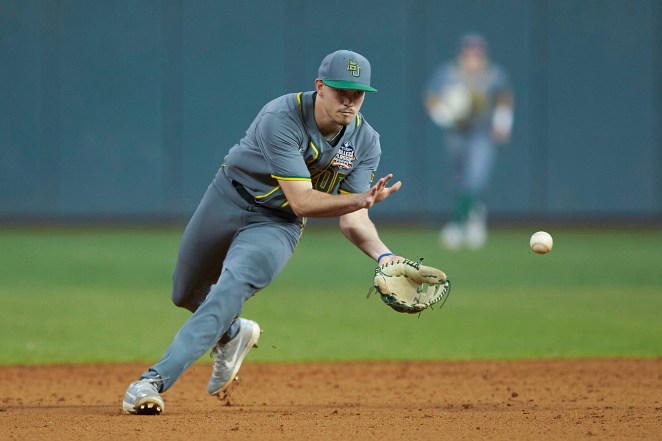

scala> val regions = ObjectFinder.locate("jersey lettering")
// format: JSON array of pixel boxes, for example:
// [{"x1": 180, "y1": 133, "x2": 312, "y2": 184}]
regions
[{"x1": 311, "y1": 165, "x2": 348, "y2": 194}]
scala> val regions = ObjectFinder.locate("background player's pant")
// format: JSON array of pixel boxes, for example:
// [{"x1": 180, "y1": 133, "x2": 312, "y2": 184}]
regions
[
  {"x1": 446, "y1": 131, "x2": 495, "y2": 194},
  {"x1": 445, "y1": 131, "x2": 495, "y2": 221},
  {"x1": 141, "y1": 173, "x2": 302, "y2": 392}
]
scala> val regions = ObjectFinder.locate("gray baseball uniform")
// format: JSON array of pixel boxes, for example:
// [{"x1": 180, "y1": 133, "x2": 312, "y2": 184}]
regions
[
  {"x1": 141, "y1": 91, "x2": 381, "y2": 391},
  {"x1": 425, "y1": 60, "x2": 511, "y2": 193},
  {"x1": 425, "y1": 34, "x2": 514, "y2": 251}
]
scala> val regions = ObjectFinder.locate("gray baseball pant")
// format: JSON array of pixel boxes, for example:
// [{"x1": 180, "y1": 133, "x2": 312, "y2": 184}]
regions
[{"x1": 141, "y1": 170, "x2": 302, "y2": 392}]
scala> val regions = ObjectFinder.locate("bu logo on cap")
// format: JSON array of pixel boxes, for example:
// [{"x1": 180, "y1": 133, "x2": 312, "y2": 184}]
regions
[{"x1": 347, "y1": 59, "x2": 361, "y2": 77}]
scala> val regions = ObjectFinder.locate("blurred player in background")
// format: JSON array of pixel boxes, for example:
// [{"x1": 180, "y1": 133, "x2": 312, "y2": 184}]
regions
[{"x1": 424, "y1": 33, "x2": 514, "y2": 250}]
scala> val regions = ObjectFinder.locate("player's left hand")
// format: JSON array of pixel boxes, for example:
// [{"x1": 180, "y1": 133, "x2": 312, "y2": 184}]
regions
[{"x1": 368, "y1": 258, "x2": 451, "y2": 314}]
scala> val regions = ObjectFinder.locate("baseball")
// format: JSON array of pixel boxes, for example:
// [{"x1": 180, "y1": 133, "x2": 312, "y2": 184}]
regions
[{"x1": 530, "y1": 231, "x2": 553, "y2": 254}]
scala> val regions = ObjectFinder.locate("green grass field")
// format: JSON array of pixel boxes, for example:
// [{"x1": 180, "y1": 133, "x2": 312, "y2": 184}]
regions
[{"x1": 1, "y1": 225, "x2": 661, "y2": 365}]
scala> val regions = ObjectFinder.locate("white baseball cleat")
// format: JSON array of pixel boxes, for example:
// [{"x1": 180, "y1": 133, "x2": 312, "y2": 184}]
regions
[
  {"x1": 465, "y1": 204, "x2": 488, "y2": 250},
  {"x1": 208, "y1": 318, "x2": 261, "y2": 395},
  {"x1": 122, "y1": 378, "x2": 165, "y2": 415},
  {"x1": 439, "y1": 222, "x2": 464, "y2": 250}
]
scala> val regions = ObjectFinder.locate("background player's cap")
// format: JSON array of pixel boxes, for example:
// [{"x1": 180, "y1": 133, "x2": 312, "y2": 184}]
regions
[
  {"x1": 318, "y1": 50, "x2": 378, "y2": 93},
  {"x1": 459, "y1": 33, "x2": 488, "y2": 51}
]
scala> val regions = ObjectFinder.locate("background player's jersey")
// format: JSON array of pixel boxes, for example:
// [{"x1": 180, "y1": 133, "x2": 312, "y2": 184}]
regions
[
  {"x1": 218, "y1": 91, "x2": 381, "y2": 214},
  {"x1": 425, "y1": 62, "x2": 511, "y2": 134}
]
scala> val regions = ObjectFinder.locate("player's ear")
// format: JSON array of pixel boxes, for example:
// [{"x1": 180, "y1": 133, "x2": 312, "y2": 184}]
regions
[{"x1": 315, "y1": 79, "x2": 325, "y2": 95}]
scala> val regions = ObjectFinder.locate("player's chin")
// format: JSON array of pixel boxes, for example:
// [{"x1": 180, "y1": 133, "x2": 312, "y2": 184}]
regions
[{"x1": 337, "y1": 112, "x2": 355, "y2": 125}]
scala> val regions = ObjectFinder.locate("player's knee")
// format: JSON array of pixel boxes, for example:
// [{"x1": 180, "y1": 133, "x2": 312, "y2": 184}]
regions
[
  {"x1": 171, "y1": 286, "x2": 206, "y2": 312},
  {"x1": 171, "y1": 290, "x2": 187, "y2": 308},
  {"x1": 171, "y1": 290, "x2": 191, "y2": 310}
]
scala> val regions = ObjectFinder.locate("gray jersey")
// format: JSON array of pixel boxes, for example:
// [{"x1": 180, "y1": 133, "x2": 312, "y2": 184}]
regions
[
  {"x1": 218, "y1": 91, "x2": 381, "y2": 214},
  {"x1": 426, "y1": 62, "x2": 511, "y2": 134}
]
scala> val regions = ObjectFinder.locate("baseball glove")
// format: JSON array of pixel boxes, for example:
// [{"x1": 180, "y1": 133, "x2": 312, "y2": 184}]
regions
[{"x1": 368, "y1": 258, "x2": 451, "y2": 314}]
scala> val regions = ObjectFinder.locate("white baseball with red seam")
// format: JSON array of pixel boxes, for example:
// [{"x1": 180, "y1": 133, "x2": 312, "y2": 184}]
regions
[{"x1": 530, "y1": 231, "x2": 553, "y2": 254}]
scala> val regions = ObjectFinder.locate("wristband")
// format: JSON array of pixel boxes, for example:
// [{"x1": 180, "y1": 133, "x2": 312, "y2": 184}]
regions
[
  {"x1": 377, "y1": 252, "x2": 395, "y2": 264},
  {"x1": 492, "y1": 105, "x2": 513, "y2": 133}
]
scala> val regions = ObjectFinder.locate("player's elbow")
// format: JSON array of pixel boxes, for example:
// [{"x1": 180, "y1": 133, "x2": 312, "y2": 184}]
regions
[
  {"x1": 339, "y1": 209, "x2": 372, "y2": 233},
  {"x1": 288, "y1": 201, "x2": 307, "y2": 217},
  {"x1": 279, "y1": 180, "x2": 317, "y2": 217},
  {"x1": 287, "y1": 198, "x2": 316, "y2": 217}
]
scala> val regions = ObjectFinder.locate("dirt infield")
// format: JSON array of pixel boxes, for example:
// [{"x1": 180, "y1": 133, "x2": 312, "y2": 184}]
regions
[{"x1": 1, "y1": 359, "x2": 660, "y2": 440}]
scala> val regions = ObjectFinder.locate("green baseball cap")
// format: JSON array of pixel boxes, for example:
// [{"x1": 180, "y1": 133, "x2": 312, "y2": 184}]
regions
[{"x1": 318, "y1": 50, "x2": 378, "y2": 93}]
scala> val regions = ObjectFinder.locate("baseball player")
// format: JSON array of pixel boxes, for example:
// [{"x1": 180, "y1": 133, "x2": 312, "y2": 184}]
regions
[
  {"x1": 424, "y1": 33, "x2": 514, "y2": 250},
  {"x1": 122, "y1": 49, "x2": 403, "y2": 415}
]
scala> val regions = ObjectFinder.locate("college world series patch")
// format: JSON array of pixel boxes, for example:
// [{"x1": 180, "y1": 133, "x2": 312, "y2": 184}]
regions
[{"x1": 331, "y1": 142, "x2": 356, "y2": 171}]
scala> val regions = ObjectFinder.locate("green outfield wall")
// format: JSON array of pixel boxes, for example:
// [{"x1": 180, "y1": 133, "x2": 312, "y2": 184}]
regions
[{"x1": 2, "y1": 0, "x2": 660, "y2": 223}]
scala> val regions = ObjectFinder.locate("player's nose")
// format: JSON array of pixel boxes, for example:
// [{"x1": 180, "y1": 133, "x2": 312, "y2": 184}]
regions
[{"x1": 340, "y1": 91, "x2": 357, "y2": 105}]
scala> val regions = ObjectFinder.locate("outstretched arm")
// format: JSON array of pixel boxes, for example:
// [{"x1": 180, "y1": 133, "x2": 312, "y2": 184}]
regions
[
  {"x1": 278, "y1": 174, "x2": 401, "y2": 218},
  {"x1": 339, "y1": 208, "x2": 402, "y2": 265},
  {"x1": 491, "y1": 91, "x2": 514, "y2": 143}
]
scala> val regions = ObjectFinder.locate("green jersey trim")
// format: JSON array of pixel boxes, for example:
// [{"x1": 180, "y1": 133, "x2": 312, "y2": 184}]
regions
[
  {"x1": 297, "y1": 92, "x2": 303, "y2": 119},
  {"x1": 307, "y1": 140, "x2": 320, "y2": 164},
  {"x1": 254, "y1": 185, "x2": 281, "y2": 200},
  {"x1": 271, "y1": 175, "x2": 311, "y2": 182}
]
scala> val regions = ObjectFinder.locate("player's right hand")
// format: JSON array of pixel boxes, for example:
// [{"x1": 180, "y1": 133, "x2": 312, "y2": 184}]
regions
[{"x1": 366, "y1": 174, "x2": 401, "y2": 207}]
